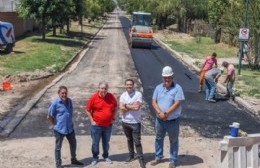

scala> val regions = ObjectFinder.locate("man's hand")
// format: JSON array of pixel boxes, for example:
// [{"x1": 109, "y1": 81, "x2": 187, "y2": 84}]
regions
[
  {"x1": 132, "y1": 101, "x2": 142, "y2": 111},
  {"x1": 158, "y1": 112, "x2": 167, "y2": 121}
]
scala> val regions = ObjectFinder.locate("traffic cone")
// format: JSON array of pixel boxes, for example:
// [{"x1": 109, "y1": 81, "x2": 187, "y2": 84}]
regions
[{"x1": 2, "y1": 81, "x2": 11, "y2": 91}]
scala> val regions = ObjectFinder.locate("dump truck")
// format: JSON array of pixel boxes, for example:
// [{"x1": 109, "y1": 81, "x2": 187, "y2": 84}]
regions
[
  {"x1": 129, "y1": 12, "x2": 153, "y2": 49},
  {"x1": 0, "y1": 21, "x2": 15, "y2": 53}
]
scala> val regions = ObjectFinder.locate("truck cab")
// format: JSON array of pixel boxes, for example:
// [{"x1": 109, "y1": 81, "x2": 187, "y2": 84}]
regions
[
  {"x1": 129, "y1": 12, "x2": 153, "y2": 49},
  {"x1": 0, "y1": 21, "x2": 15, "y2": 53}
]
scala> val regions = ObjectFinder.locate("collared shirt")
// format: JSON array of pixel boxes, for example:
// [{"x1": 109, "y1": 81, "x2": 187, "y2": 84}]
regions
[
  {"x1": 86, "y1": 92, "x2": 117, "y2": 127},
  {"x1": 120, "y1": 90, "x2": 143, "y2": 124},
  {"x1": 48, "y1": 97, "x2": 74, "y2": 135},
  {"x1": 152, "y1": 83, "x2": 185, "y2": 120}
]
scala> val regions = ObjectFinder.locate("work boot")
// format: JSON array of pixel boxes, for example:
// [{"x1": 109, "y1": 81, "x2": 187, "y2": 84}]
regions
[{"x1": 139, "y1": 159, "x2": 146, "y2": 168}]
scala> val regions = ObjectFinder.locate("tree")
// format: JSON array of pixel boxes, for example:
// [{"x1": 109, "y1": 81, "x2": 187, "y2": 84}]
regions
[{"x1": 17, "y1": 0, "x2": 52, "y2": 40}]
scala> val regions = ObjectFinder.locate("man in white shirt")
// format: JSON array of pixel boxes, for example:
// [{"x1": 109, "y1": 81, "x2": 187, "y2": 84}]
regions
[{"x1": 119, "y1": 79, "x2": 146, "y2": 168}]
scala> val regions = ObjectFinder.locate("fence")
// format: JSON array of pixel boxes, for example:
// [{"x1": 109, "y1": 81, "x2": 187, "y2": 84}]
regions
[{"x1": 219, "y1": 134, "x2": 260, "y2": 168}]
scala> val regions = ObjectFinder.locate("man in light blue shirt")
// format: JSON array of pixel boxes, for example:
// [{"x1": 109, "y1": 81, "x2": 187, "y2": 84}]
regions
[
  {"x1": 151, "y1": 66, "x2": 185, "y2": 168},
  {"x1": 47, "y1": 86, "x2": 83, "y2": 168}
]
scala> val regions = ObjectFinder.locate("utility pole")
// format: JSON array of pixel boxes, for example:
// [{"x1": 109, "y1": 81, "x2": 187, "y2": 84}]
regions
[{"x1": 238, "y1": 0, "x2": 249, "y2": 75}]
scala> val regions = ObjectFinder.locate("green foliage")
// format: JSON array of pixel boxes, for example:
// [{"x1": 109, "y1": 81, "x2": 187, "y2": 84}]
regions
[
  {"x1": 0, "y1": 20, "x2": 104, "y2": 78},
  {"x1": 163, "y1": 36, "x2": 237, "y2": 59}
]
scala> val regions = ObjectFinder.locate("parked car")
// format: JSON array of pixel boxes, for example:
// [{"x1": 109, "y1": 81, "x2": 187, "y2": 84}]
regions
[
  {"x1": 0, "y1": 21, "x2": 15, "y2": 53},
  {"x1": 129, "y1": 12, "x2": 153, "y2": 49}
]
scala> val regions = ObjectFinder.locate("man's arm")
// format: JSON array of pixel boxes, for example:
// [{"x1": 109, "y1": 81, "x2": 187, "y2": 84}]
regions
[
  {"x1": 86, "y1": 110, "x2": 96, "y2": 125},
  {"x1": 152, "y1": 99, "x2": 167, "y2": 120},
  {"x1": 119, "y1": 102, "x2": 128, "y2": 113},
  {"x1": 165, "y1": 100, "x2": 182, "y2": 116},
  {"x1": 47, "y1": 115, "x2": 55, "y2": 125}
]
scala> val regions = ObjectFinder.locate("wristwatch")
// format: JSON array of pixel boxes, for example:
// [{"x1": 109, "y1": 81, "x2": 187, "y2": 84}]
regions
[{"x1": 164, "y1": 112, "x2": 168, "y2": 118}]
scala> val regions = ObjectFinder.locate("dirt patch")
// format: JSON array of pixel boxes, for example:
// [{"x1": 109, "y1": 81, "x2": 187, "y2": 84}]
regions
[{"x1": 0, "y1": 72, "x2": 54, "y2": 119}]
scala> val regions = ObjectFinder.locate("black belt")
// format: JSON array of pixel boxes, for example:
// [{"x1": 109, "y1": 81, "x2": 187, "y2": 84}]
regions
[{"x1": 157, "y1": 117, "x2": 179, "y2": 122}]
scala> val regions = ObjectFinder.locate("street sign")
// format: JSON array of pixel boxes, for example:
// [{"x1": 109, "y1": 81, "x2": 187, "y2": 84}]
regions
[{"x1": 239, "y1": 28, "x2": 249, "y2": 41}]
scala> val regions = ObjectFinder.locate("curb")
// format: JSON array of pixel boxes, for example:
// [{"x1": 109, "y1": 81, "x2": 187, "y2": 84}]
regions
[
  {"x1": 154, "y1": 38, "x2": 259, "y2": 116},
  {"x1": 0, "y1": 23, "x2": 106, "y2": 138}
]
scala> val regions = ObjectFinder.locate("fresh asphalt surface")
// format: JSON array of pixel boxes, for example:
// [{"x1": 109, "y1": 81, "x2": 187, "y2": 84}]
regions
[
  {"x1": 119, "y1": 16, "x2": 259, "y2": 138},
  {"x1": 5, "y1": 13, "x2": 259, "y2": 140}
]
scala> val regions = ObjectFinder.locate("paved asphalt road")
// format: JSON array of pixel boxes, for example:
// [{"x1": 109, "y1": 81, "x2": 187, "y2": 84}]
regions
[{"x1": 119, "y1": 16, "x2": 259, "y2": 138}]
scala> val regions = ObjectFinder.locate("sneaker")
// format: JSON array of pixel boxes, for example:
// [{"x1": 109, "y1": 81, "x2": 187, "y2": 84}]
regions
[
  {"x1": 198, "y1": 89, "x2": 202, "y2": 93},
  {"x1": 125, "y1": 156, "x2": 135, "y2": 163},
  {"x1": 71, "y1": 159, "x2": 84, "y2": 165},
  {"x1": 150, "y1": 159, "x2": 161, "y2": 166},
  {"x1": 105, "y1": 158, "x2": 112, "y2": 164},
  {"x1": 169, "y1": 162, "x2": 177, "y2": 168},
  {"x1": 91, "y1": 159, "x2": 98, "y2": 166},
  {"x1": 208, "y1": 99, "x2": 216, "y2": 103},
  {"x1": 231, "y1": 95, "x2": 235, "y2": 101}
]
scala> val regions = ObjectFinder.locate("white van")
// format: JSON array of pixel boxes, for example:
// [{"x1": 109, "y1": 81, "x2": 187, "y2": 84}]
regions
[{"x1": 0, "y1": 21, "x2": 15, "y2": 53}]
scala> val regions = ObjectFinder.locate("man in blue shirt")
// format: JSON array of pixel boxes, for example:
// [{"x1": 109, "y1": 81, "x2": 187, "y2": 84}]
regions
[
  {"x1": 151, "y1": 66, "x2": 185, "y2": 168},
  {"x1": 47, "y1": 86, "x2": 83, "y2": 168}
]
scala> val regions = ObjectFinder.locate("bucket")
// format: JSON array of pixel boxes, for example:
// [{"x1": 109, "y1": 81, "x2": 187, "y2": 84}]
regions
[
  {"x1": 230, "y1": 127, "x2": 239, "y2": 137},
  {"x1": 2, "y1": 81, "x2": 11, "y2": 91}
]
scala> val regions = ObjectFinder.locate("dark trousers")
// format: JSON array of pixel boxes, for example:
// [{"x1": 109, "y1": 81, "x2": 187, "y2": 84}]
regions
[
  {"x1": 54, "y1": 130, "x2": 77, "y2": 167},
  {"x1": 122, "y1": 122, "x2": 144, "y2": 160}
]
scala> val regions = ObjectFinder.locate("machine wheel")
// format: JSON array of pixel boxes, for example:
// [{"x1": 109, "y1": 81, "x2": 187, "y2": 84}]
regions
[{"x1": 4, "y1": 44, "x2": 13, "y2": 54}]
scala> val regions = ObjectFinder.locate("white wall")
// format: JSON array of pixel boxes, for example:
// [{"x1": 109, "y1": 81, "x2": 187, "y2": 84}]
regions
[{"x1": 0, "y1": 0, "x2": 16, "y2": 12}]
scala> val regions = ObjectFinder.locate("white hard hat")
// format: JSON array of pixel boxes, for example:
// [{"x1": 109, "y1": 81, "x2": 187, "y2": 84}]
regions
[{"x1": 162, "y1": 66, "x2": 174, "y2": 77}]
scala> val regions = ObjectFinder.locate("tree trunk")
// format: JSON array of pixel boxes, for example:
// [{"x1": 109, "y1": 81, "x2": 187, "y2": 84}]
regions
[
  {"x1": 177, "y1": 18, "x2": 184, "y2": 32},
  {"x1": 214, "y1": 27, "x2": 221, "y2": 43},
  {"x1": 52, "y1": 20, "x2": 56, "y2": 36},
  {"x1": 66, "y1": 18, "x2": 70, "y2": 34},
  {"x1": 253, "y1": 32, "x2": 260, "y2": 66},
  {"x1": 42, "y1": 15, "x2": 46, "y2": 40}
]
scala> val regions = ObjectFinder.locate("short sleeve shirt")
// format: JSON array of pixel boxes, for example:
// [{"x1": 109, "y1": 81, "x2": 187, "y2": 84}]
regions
[
  {"x1": 203, "y1": 56, "x2": 217, "y2": 71},
  {"x1": 86, "y1": 92, "x2": 117, "y2": 127},
  {"x1": 152, "y1": 83, "x2": 185, "y2": 120},
  {"x1": 48, "y1": 97, "x2": 74, "y2": 135},
  {"x1": 205, "y1": 68, "x2": 221, "y2": 81},
  {"x1": 227, "y1": 64, "x2": 235, "y2": 82},
  {"x1": 119, "y1": 90, "x2": 143, "y2": 124}
]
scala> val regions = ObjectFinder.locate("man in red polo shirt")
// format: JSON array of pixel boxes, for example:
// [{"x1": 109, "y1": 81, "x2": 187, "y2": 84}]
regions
[{"x1": 86, "y1": 81, "x2": 117, "y2": 166}]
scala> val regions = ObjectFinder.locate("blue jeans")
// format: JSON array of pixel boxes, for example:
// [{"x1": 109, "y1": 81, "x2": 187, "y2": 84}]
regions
[
  {"x1": 205, "y1": 78, "x2": 216, "y2": 100},
  {"x1": 226, "y1": 81, "x2": 234, "y2": 96},
  {"x1": 54, "y1": 130, "x2": 77, "y2": 167},
  {"x1": 91, "y1": 125, "x2": 112, "y2": 159},
  {"x1": 155, "y1": 117, "x2": 180, "y2": 164},
  {"x1": 122, "y1": 122, "x2": 143, "y2": 159}
]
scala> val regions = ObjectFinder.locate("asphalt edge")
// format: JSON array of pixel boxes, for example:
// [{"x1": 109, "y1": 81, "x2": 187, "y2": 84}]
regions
[
  {"x1": 0, "y1": 22, "x2": 106, "y2": 138},
  {"x1": 154, "y1": 38, "x2": 259, "y2": 117}
]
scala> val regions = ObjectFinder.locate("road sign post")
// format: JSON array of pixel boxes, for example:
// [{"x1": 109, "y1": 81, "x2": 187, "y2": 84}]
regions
[{"x1": 238, "y1": 0, "x2": 249, "y2": 75}]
